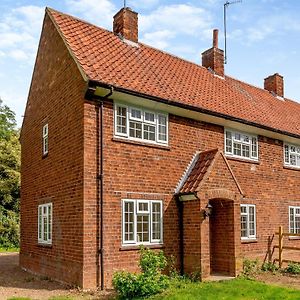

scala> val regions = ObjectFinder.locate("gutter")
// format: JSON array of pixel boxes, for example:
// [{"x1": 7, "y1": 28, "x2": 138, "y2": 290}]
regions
[
  {"x1": 88, "y1": 80, "x2": 300, "y2": 141},
  {"x1": 84, "y1": 85, "x2": 113, "y2": 290}
]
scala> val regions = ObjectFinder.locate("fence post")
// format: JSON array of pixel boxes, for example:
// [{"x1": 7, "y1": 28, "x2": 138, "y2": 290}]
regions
[{"x1": 278, "y1": 226, "x2": 283, "y2": 268}]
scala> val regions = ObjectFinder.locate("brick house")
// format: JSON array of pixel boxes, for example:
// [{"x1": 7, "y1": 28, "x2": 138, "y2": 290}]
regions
[{"x1": 20, "y1": 6, "x2": 300, "y2": 289}]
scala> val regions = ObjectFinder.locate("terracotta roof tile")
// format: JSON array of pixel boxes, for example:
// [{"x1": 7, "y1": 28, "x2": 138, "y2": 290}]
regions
[
  {"x1": 47, "y1": 8, "x2": 300, "y2": 137},
  {"x1": 180, "y1": 149, "x2": 218, "y2": 194}
]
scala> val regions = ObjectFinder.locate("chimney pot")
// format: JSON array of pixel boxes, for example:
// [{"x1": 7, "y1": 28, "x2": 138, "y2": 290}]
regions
[
  {"x1": 213, "y1": 29, "x2": 219, "y2": 48},
  {"x1": 264, "y1": 73, "x2": 284, "y2": 98},
  {"x1": 113, "y1": 7, "x2": 138, "y2": 43}
]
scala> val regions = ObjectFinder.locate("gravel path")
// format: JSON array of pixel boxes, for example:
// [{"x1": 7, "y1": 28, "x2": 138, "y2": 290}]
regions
[{"x1": 0, "y1": 252, "x2": 88, "y2": 300}]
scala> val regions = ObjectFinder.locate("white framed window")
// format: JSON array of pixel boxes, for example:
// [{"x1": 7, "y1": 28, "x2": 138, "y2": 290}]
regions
[
  {"x1": 38, "y1": 203, "x2": 52, "y2": 244},
  {"x1": 114, "y1": 103, "x2": 168, "y2": 145},
  {"x1": 42, "y1": 124, "x2": 48, "y2": 155},
  {"x1": 122, "y1": 199, "x2": 163, "y2": 245},
  {"x1": 241, "y1": 204, "x2": 256, "y2": 240},
  {"x1": 289, "y1": 206, "x2": 300, "y2": 234},
  {"x1": 284, "y1": 144, "x2": 300, "y2": 168},
  {"x1": 225, "y1": 129, "x2": 258, "y2": 161}
]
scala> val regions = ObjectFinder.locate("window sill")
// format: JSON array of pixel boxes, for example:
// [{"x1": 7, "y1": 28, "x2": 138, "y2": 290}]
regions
[
  {"x1": 120, "y1": 244, "x2": 164, "y2": 251},
  {"x1": 226, "y1": 156, "x2": 260, "y2": 165},
  {"x1": 112, "y1": 137, "x2": 170, "y2": 150},
  {"x1": 241, "y1": 239, "x2": 257, "y2": 244},
  {"x1": 37, "y1": 242, "x2": 52, "y2": 248},
  {"x1": 283, "y1": 165, "x2": 300, "y2": 171},
  {"x1": 288, "y1": 236, "x2": 300, "y2": 240}
]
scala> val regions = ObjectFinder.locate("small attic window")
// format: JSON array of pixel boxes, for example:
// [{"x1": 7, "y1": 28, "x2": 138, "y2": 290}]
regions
[{"x1": 42, "y1": 123, "x2": 48, "y2": 156}]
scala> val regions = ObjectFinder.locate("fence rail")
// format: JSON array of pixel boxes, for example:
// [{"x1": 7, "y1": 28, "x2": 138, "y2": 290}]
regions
[{"x1": 274, "y1": 226, "x2": 300, "y2": 267}]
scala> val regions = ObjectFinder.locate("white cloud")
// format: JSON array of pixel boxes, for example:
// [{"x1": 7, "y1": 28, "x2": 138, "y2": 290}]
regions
[
  {"x1": 142, "y1": 30, "x2": 175, "y2": 49},
  {"x1": 128, "y1": 0, "x2": 159, "y2": 10},
  {"x1": 0, "y1": 5, "x2": 44, "y2": 62},
  {"x1": 9, "y1": 49, "x2": 29, "y2": 61},
  {"x1": 140, "y1": 4, "x2": 212, "y2": 36},
  {"x1": 65, "y1": 0, "x2": 116, "y2": 29}
]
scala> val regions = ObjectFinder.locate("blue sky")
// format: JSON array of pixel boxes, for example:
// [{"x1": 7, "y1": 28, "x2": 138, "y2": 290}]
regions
[{"x1": 1, "y1": 0, "x2": 300, "y2": 127}]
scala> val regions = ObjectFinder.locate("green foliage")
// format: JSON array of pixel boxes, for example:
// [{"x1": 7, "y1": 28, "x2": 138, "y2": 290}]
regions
[
  {"x1": 284, "y1": 262, "x2": 300, "y2": 275},
  {"x1": 113, "y1": 248, "x2": 169, "y2": 299},
  {"x1": 0, "y1": 99, "x2": 20, "y2": 248},
  {"x1": 242, "y1": 258, "x2": 260, "y2": 278},
  {"x1": 261, "y1": 262, "x2": 279, "y2": 273}
]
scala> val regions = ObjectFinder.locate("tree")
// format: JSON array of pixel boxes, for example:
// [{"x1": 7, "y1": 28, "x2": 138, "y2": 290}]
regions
[{"x1": 0, "y1": 98, "x2": 20, "y2": 248}]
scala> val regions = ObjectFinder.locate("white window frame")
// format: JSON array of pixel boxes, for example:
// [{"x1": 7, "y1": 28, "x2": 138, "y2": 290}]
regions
[
  {"x1": 122, "y1": 199, "x2": 163, "y2": 246},
  {"x1": 240, "y1": 204, "x2": 256, "y2": 240},
  {"x1": 42, "y1": 123, "x2": 48, "y2": 155},
  {"x1": 114, "y1": 103, "x2": 168, "y2": 145},
  {"x1": 284, "y1": 143, "x2": 300, "y2": 169},
  {"x1": 289, "y1": 206, "x2": 300, "y2": 234},
  {"x1": 225, "y1": 128, "x2": 258, "y2": 161},
  {"x1": 38, "y1": 202, "x2": 52, "y2": 245}
]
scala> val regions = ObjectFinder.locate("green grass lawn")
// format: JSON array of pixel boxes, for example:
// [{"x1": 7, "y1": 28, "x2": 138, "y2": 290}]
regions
[
  {"x1": 148, "y1": 278, "x2": 300, "y2": 300},
  {"x1": 5, "y1": 278, "x2": 300, "y2": 300},
  {"x1": 0, "y1": 247, "x2": 19, "y2": 252}
]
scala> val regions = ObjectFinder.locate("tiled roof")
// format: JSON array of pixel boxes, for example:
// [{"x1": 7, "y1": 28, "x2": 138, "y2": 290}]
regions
[
  {"x1": 47, "y1": 8, "x2": 300, "y2": 138},
  {"x1": 179, "y1": 149, "x2": 218, "y2": 194}
]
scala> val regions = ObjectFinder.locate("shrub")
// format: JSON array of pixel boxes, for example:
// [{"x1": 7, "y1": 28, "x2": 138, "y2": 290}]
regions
[
  {"x1": 261, "y1": 262, "x2": 279, "y2": 273},
  {"x1": 285, "y1": 262, "x2": 300, "y2": 275},
  {"x1": 242, "y1": 258, "x2": 260, "y2": 278},
  {"x1": 0, "y1": 208, "x2": 19, "y2": 248},
  {"x1": 113, "y1": 248, "x2": 169, "y2": 299}
]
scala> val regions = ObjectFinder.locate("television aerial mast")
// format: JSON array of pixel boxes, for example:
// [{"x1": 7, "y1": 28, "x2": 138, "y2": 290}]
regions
[{"x1": 224, "y1": 0, "x2": 242, "y2": 64}]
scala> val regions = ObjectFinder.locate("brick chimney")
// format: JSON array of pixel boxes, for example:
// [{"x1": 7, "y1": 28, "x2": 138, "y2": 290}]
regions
[
  {"x1": 202, "y1": 29, "x2": 224, "y2": 77},
  {"x1": 264, "y1": 73, "x2": 284, "y2": 98},
  {"x1": 113, "y1": 7, "x2": 138, "y2": 43}
]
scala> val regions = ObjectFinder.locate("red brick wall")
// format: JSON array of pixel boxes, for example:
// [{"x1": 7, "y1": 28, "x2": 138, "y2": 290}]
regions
[
  {"x1": 98, "y1": 104, "x2": 300, "y2": 286},
  {"x1": 20, "y1": 13, "x2": 86, "y2": 286}
]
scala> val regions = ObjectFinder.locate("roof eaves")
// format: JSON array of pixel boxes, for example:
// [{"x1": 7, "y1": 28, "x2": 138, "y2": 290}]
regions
[{"x1": 88, "y1": 80, "x2": 300, "y2": 140}]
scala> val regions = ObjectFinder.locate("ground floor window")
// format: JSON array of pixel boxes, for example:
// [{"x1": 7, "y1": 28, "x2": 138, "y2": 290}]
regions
[
  {"x1": 122, "y1": 199, "x2": 163, "y2": 245},
  {"x1": 38, "y1": 203, "x2": 52, "y2": 244},
  {"x1": 289, "y1": 206, "x2": 300, "y2": 234},
  {"x1": 240, "y1": 204, "x2": 256, "y2": 239}
]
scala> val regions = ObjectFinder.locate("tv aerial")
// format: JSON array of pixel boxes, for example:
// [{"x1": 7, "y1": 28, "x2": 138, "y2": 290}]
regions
[{"x1": 224, "y1": 0, "x2": 242, "y2": 64}]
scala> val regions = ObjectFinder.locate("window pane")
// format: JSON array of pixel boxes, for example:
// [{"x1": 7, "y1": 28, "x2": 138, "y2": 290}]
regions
[
  {"x1": 252, "y1": 137, "x2": 258, "y2": 158},
  {"x1": 249, "y1": 206, "x2": 255, "y2": 236},
  {"x1": 48, "y1": 205, "x2": 52, "y2": 240},
  {"x1": 152, "y1": 203, "x2": 161, "y2": 241},
  {"x1": 129, "y1": 121, "x2": 142, "y2": 139},
  {"x1": 131, "y1": 108, "x2": 142, "y2": 119},
  {"x1": 143, "y1": 124, "x2": 156, "y2": 141},
  {"x1": 124, "y1": 202, "x2": 134, "y2": 242},
  {"x1": 284, "y1": 145, "x2": 290, "y2": 164},
  {"x1": 225, "y1": 131, "x2": 232, "y2": 154},
  {"x1": 242, "y1": 144, "x2": 250, "y2": 158},
  {"x1": 145, "y1": 112, "x2": 155, "y2": 123},
  {"x1": 116, "y1": 106, "x2": 127, "y2": 134},
  {"x1": 158, "y1": 115, "x2": 167, "y2": 142},
  {"x1": 241, "y1": 215, "x2": 247, "y2": 238},
  {"x1": 290, "y1": 154, "x2": 296, "y2": 165},
  {"x1": 137, "y1": 215, "x2": 149, "y2": 243},
  {"x1": 233, "y1": 142, "x2": 241, "y2": 156}
]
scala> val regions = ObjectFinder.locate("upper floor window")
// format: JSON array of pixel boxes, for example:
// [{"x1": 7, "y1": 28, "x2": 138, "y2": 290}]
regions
[
  {"x1": 241, "y1": 204, "x2": 256, "y2": 240},
  {"x1": 122, "y1": 199, "x2": 163, "y2": 245},
  {"x1": 42, "y1": 124, "x2": 48, "y2": 155},
  {"x1": 225, "y1": 129, "x2": 258, "y2": 161},
  {"x1": 114, "y1": 103, "x2": 168, "y2": 145},
  {"x1": 38, "y1": 202, "x2": 52, "y2": 245},
  {"x1": 289, "y1": 206, "x2": 300, "y2": 234},
  {"x1": 284, "y1": 143, "x2": 300, "y2": 168}
]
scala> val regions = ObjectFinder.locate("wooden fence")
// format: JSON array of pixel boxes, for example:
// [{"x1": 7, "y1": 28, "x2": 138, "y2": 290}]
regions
[{"x1": 274, "y1": 226, "x2": 300, "y2": 267}]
